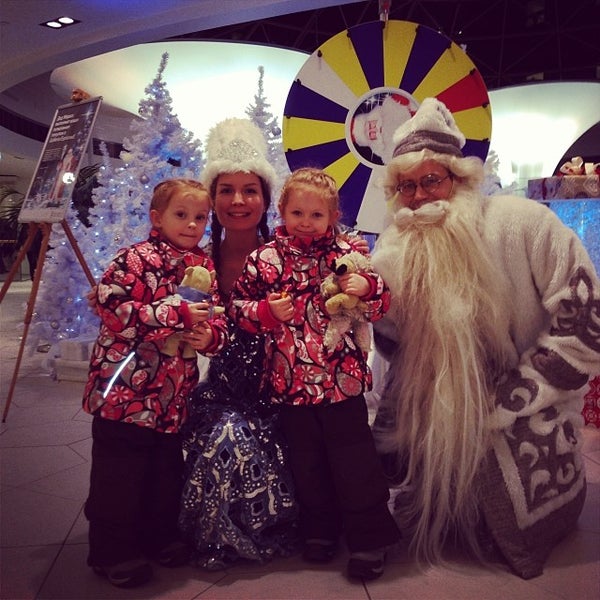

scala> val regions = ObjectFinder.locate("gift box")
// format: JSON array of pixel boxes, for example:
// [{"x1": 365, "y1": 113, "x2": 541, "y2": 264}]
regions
[{"x1": 527, "y1": 175, "x2": 600, "y2": 200}]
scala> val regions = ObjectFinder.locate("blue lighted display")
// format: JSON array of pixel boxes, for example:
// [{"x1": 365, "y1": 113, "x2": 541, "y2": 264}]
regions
[{"x1": 549, "y1": 199, "x2": 600, "y2": 274}]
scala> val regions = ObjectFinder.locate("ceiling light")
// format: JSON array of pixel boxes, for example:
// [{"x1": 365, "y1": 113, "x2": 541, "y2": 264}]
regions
[{"x1": 40, "y1": 16, "x2": 80, "y2": 29}]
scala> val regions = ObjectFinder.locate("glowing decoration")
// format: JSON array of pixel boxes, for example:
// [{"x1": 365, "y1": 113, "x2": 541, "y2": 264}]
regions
[
  {"x1": 283, "y1": 20, "x2": 491, "y2": 233},
  {"x1": 548, "y1": 199, "x2": 600, "y2": 274}
]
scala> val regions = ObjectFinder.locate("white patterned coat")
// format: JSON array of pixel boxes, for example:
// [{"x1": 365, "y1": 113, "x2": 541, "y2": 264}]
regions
[{"x1": 374, "y1": 194, "x2": 600, "y2": 579}]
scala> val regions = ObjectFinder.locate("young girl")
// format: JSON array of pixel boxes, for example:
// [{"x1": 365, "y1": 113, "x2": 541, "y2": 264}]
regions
[
  {"x1": 83, "y1": 178, "x2": 227, "y2": 588},
  {"x1": 228, "y1": 167, "x2": 401, "y2": 580}
]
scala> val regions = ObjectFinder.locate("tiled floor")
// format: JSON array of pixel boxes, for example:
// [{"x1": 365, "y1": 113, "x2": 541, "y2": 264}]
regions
[{"x1": 2, "y1": 279, "x2": 599, "y2": 600}]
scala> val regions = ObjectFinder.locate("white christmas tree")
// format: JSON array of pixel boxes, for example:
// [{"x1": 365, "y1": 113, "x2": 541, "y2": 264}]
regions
[
  {"x1": 482, "y1": 149, "x2": 518, "y2": 196},
  {"x1": 246, "y1": 65, "x2": 290, "y2": 228},
  {"x1": 88, "y1": 52, "x2": 204, "y2": 263},
  {"x1": 30, "y1": 52, "x2": 204, "y2": 357}
]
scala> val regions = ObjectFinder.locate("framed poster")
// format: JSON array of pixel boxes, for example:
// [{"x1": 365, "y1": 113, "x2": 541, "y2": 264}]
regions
[{"x1": 19, "y1": 96, "x2": 102, "y2": 223}]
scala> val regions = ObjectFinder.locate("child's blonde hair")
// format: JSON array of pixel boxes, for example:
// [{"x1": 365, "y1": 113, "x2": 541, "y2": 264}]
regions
[
  {"x1": 278, "y1": 167, "x2": 340, "y2": 216},
  {"x1": 150, "y1": 179, "x2": 210, "y2": 213}
]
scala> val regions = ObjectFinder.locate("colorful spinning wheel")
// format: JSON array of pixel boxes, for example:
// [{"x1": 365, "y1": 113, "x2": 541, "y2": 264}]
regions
[{"x1": 283, "y1": 20, "x2": 491, "y2": 233}]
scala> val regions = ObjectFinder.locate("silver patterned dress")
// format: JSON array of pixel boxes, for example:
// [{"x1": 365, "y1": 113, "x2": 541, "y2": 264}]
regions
[{"x1": 178, "y1": 324, "x2": 299, "y2": 569}]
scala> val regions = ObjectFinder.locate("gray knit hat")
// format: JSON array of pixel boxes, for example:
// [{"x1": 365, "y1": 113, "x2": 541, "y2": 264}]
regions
[
  {"x1": 202, "y1": 117, "x2": 277, "y2": 194},
  {"x1": 392, "y1": 98, "x2": 465, "y2": 158}
]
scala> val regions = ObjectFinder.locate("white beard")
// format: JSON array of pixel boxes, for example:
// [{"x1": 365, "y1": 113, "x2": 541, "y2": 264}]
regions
[{"x1": 371, "y1": 189, "x2": 512, "y2": 562}]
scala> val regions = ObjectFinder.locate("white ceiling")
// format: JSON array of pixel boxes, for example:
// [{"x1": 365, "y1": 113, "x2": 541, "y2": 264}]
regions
[
  {"x1": 0, "y1": 0, "x2": 362, "y2": 186},
  {"x1": 2, "y1": 0, "x2": 597, "y2": 191},
  {"x1": 49, "y1": 41, "x2": 309, "y2": 145},
  {"x1": 0, "y1": 0, "x2": 361, "y2": 91}
]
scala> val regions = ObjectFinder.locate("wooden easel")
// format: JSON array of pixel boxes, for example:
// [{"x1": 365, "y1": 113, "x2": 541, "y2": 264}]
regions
[{"x1": 0, "y1": 220, "x2": 95, "y2": 421}]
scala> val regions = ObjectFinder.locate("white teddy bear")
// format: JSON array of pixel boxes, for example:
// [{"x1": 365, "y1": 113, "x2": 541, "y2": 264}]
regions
[{"x1": 320, "y1": 251, "x2": 373, "y2": 353}]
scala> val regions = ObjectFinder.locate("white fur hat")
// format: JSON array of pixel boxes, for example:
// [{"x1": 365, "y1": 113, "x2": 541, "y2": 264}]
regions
[
  {"x1": 391, "y1": 98, "x2": 465, "y2": 158},
  {"x1": 202, "y1": 117, "x2": 277, "y2": 194}
]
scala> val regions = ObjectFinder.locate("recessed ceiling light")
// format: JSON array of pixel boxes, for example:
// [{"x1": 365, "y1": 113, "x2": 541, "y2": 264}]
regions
[{"x1": 40, "y1": 16, "x2": 80, "y2": 29}]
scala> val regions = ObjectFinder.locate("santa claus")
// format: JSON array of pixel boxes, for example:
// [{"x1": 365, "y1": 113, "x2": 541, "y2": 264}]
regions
[{"x1": 371, "y1": 98, "x2": 600, "y2": 579}]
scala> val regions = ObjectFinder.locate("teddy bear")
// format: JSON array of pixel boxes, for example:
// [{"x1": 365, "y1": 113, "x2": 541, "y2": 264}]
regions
[
  {"x1": 162, "y1": 265, "x2": 225, "y2": 357},
  {"x1": 320, "y1": 250, "x2": 373, "y2": 353},
  {"x1": 177, "y1": 264, "x2": 215, "y2": 303}
]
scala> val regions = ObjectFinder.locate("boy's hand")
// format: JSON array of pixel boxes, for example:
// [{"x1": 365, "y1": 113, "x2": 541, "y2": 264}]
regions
[{"x1": 267, "y1": 292, "x2": 294, "y2": 322}]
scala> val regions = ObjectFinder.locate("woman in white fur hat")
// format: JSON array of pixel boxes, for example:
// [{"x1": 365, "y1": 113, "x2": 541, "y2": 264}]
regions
[
  {"x1": 178, "y1": 118, "x2": 301, "y2": 570},
  {"x1": 370, "y1": 98, "x2": 600, "y2": 579}
]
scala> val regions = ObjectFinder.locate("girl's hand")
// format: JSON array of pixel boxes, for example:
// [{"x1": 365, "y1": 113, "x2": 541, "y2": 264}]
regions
[
  {"x1": 343, "y1": 230, "x2": 370, "y2": 254},
  {"x1": 352, "y1": 236, "x2": 370, "y2": 255},
  {"x1": 267, "y1": 292, "x2": 294, "y2": 322},
  {"x1": 187, "y1": 302, "x2": 214, "y2": 324},
  {"x1": 183, "y1": 322, "x2": 213, "y2": 351},
  {"x1": 338, "y1": 273, "x2": 369, "y2": 297}
]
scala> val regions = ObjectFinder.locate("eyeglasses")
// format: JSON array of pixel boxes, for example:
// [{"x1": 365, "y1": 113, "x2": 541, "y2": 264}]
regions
[{"x1": 396, "y1": 174, "x2": 451, "y2": 198}]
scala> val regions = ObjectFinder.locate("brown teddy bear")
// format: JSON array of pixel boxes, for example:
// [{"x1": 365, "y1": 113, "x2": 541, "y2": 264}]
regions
[
  {"x1": 320, "y1": 251, "x2": 372, "y2": 353},
  {"x1": 162, "y1": 265, "x2": 224, "y2": 357}
]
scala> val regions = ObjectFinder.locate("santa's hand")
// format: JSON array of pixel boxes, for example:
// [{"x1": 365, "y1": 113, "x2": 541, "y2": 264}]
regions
[{"x1": 267, "y1": 292, "x2": 294, "y2": 322}]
